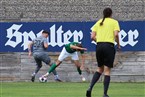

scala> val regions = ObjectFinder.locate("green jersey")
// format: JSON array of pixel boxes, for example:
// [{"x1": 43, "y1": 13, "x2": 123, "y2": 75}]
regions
[{"x1": 65, "y1": 42, "x2": 84, "y2": 54}]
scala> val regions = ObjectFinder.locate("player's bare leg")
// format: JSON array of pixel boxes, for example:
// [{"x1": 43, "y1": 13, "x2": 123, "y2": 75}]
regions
[{"x1": 73, "y1": 60, "x2": 86, "y2": 81}]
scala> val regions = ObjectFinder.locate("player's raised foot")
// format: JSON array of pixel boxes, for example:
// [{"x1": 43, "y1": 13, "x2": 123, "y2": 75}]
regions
[
  {"x1": 103, "y1": 94, "x2": 109, "y2": 97},
  {"x1": 55, "y1": 78, "x2": 62, "y2": 82},
  {"x1": 31, "y1": 75, "x2": 35, "y2": 82},
  {"x1": 80, "y1": 75, "x2": 86, "y2": 82},
  {"x1": 82, "y1": 76, "x2": 86, "y2": 82},
  {"x1": 86, "y1": 90, "x2": 91, "y2": 97}
]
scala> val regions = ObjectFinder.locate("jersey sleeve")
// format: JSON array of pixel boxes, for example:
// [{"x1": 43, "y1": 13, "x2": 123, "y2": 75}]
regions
[
  {"x1": 91, "y1": 22, "x2": 98, "y2": 32},
  {"x1": 72, "y1": 42, "x2": 78, "y2": 45},
  {"x1": 43, "y1": 38, "x2": 48, "y2": 43},
  {"x1": 114, "y1": 21, "x2": 120, "y2": 32}
]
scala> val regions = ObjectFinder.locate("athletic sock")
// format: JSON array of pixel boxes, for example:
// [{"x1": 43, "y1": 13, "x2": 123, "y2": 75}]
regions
[
  {"x1": 48, "y1": 63, "x2": 57, "y2": 73},
  {"x1": 54, "y1": 75, "x2": 59, "y2": 79},
  {"x1": 52, "y1": 69, "x2": 57, "y2": 75},
  {"x1": 104, "y1": 75, "x2": 110, "y2": 96},
  {"x1": 88, "y1": 72, "x2": 101, "y2": 91},
  {"x1": 77, "y1": 67, "x2": 82, "y2": 75}
]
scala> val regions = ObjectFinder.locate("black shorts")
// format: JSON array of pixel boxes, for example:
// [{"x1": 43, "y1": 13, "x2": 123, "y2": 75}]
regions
[{"x1": 96, "y1": 42, "x2": 116, "y2": 68}]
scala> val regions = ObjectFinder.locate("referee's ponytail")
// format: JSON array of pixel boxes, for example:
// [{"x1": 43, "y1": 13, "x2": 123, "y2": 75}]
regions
[{"x1": 100, "y1": 8, "x2": 112, "y2": 26}]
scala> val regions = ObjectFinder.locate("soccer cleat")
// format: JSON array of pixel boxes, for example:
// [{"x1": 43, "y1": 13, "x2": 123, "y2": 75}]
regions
[
  {"x1": 80, "y1": 75, "x2": 86, "y2": 82},
  {"x1": 103, "y1": 94, "x2": 109, "y2": 97},
  {"x1": 86, "y1": 90, "x2": 91, "y2": 97},
  {"x1": 31, "y1": 75, "x2": 35, "y2": 82},
  {"x1": 55, "y1": 78, "x2": 62, "y2": 82}
]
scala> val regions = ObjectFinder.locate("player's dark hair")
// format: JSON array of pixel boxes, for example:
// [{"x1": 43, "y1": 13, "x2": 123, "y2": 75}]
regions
[
  {"x1": 100, "y1": 8, "x2": 112, "y2": 26},
  {"x1": 76, "y1": 43, "x2": 83, "y2": 48},
  {"x1": 42, "y1": 30, "x2": 50, "y2": 35},
  {"x1": 76, "y1": 43, "x2": 83, "y2": 51}
]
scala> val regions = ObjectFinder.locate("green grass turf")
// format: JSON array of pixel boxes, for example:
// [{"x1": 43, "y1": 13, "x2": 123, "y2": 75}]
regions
[{"x1": 0, "y1": 82, "x2": 144, "y2": 97}]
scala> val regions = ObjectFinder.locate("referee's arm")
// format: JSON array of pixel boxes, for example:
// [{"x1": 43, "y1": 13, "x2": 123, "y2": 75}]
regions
[
  {"x1": 91, "y1": 31, "x2": 96, "y2": 42},
  {"x1": 114, "y1": 30, "x2": 120, "y2": 49}
]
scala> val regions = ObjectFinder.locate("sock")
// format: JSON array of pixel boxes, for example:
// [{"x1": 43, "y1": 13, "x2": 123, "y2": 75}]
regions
[
  {"x1": 88, "y1": 72, "x2": 101, "y2": 91},
  {"x1": 52, "y1": 69, "x2": 57, "y2": 75},
  {"x1": 77, "y1": 67, "x2": 82, "y2": 75},
  {"x1": 48, "y1": 63, "x2": 57, "y2": 73},
  {"x1": 104, "y1": 75, "x2": 110, "y2": 95},
  {"x1": 54, "y1": 75, "x2": 59, "y2": 79},
  {"x1": 50, "y1": 63, "x2": 57, "y2": 75}
]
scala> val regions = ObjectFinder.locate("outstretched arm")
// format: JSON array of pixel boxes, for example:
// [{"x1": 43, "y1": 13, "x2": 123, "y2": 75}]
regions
[{"x1": 70, "y1": 45, "x2": 87, "y2": 51}]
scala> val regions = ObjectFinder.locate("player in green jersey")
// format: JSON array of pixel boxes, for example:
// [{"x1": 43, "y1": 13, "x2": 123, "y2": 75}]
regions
[{"x1": 40, "y1": 42, "x2": 87, "y2": 81}]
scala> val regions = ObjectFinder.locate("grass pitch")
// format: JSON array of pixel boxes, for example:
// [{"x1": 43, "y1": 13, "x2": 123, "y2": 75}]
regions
[{"x1": 0, "y1": 82, "x2": 144, "y2": 97}]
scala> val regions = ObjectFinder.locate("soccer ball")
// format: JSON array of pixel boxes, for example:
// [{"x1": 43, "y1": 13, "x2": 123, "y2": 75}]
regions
[{"x1": 39, "y1": 77, "x2": 47, "y2": 83}]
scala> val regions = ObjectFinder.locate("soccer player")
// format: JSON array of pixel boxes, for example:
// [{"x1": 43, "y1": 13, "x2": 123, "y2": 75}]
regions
[
  {"x1": 86, "y1": 8, "x2": 120, "y2": 97},
  {"x1": 40, "y1": 42, "x2": 87, "y2": 81},
  {"x1": 28, "y1": 30, "x2": 61, "y2": 82}
]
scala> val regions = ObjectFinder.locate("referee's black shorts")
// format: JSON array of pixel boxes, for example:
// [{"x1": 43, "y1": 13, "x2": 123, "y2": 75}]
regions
[{"x1": 96, "y1": 42, "x2": 116, "y2": 68}]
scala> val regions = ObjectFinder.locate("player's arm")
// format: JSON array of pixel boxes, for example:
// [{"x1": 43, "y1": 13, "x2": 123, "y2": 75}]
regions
[
  {"x1": 114, "y1": 30, "x2": 120, "y2": 50},
  {"x1": 114, "y1": 21, "x2": 121, "y2": 50},
  {"x1": 43, "y1": 38, "x2": 49, "y2": 48},
  {"x1": 91, "y1": 31, "x2": 96, "y2": 42},
  {"x1": 70, "y1": 45, "x2": 87, "y2": 51},
  {"x1": 28, "y1": 41, "x2": 34, "y2": 56},
  {"x1": 43, "y1": 42, "x2": 48, "y2": 48}
]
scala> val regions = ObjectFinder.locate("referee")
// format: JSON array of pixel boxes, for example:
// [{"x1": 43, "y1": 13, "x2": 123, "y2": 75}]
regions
[{"x1": 86, "y1": 8, "x2": 120, "y2": 97}]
